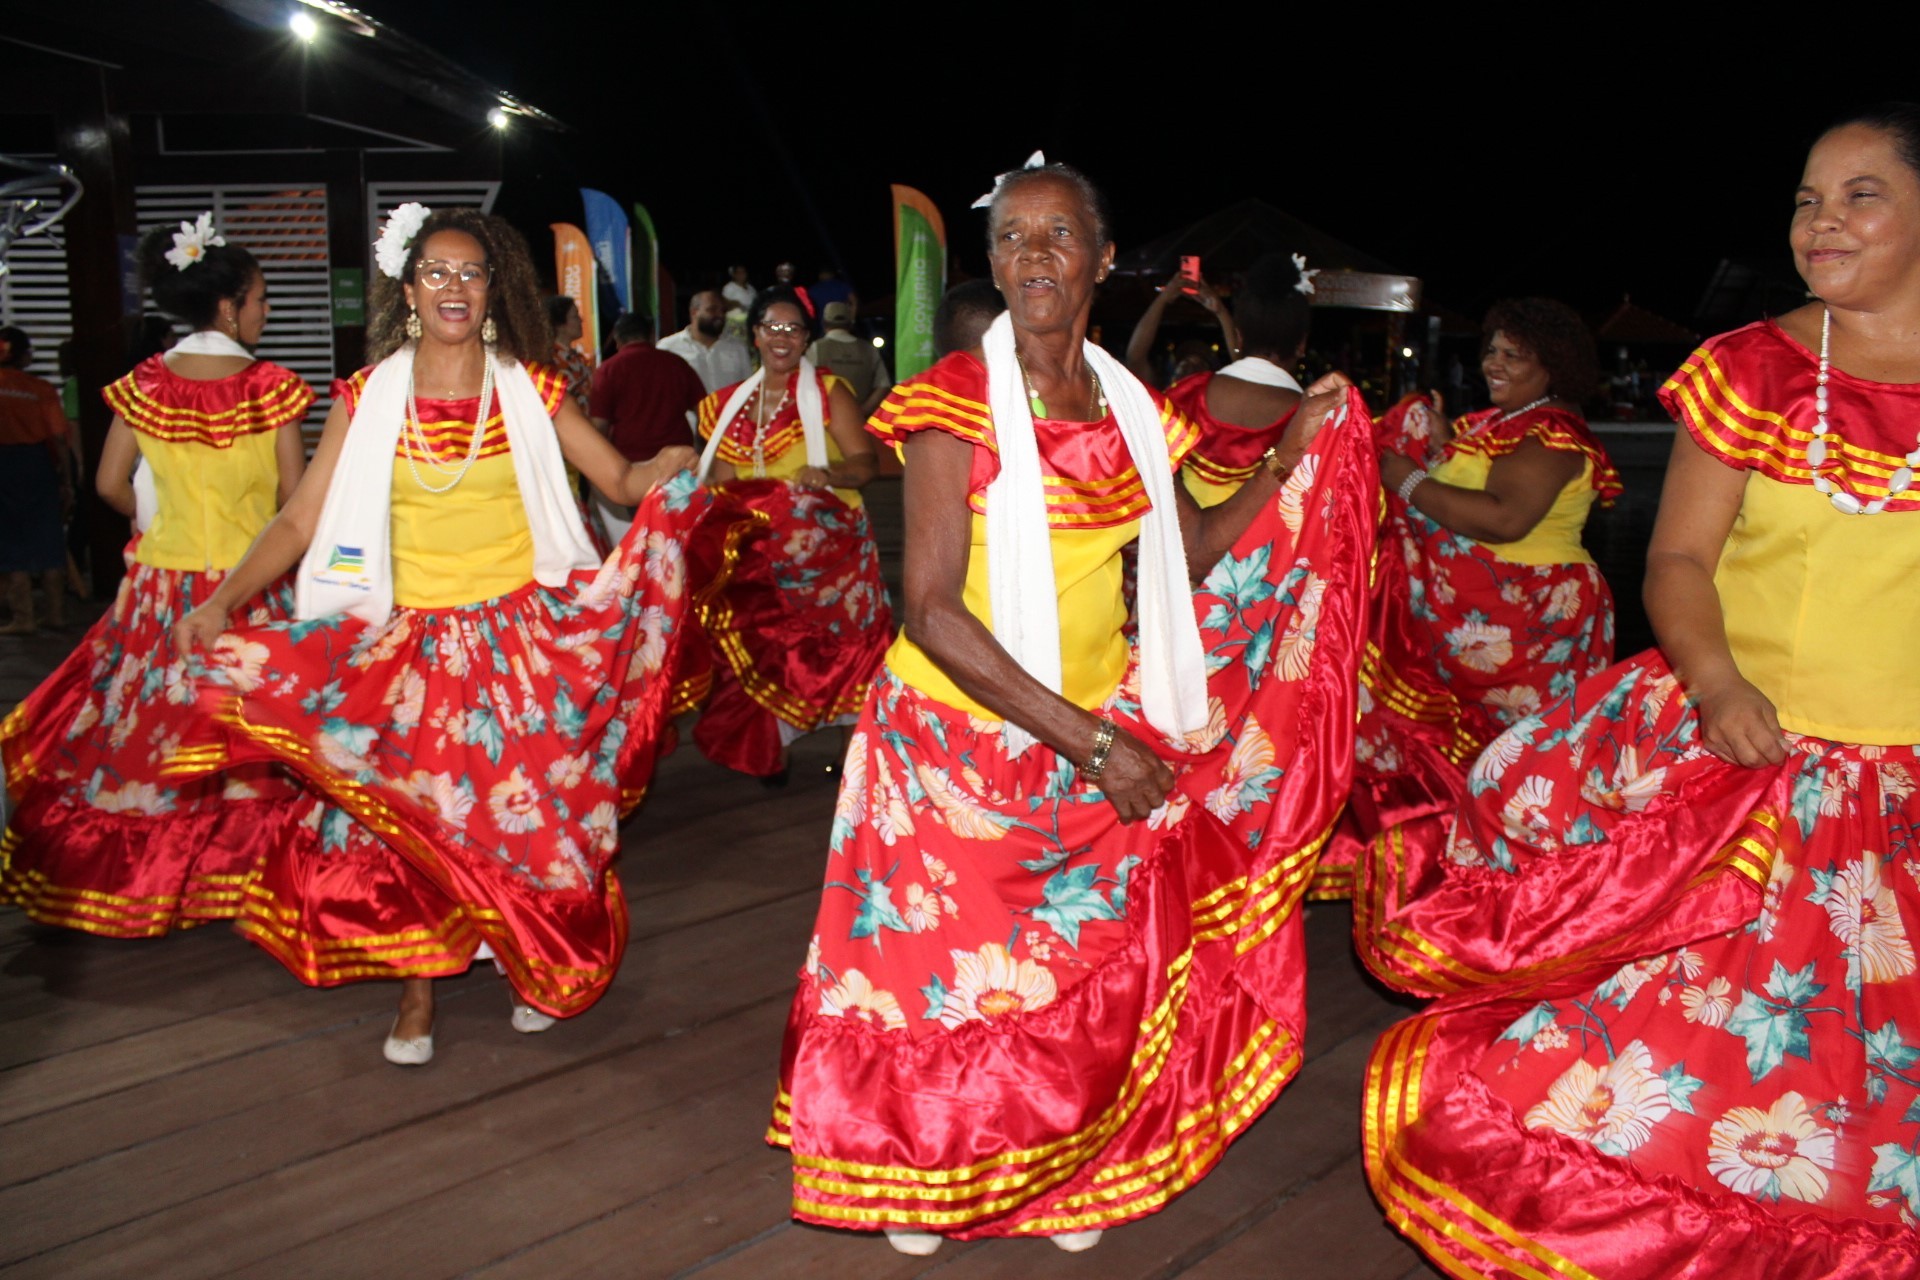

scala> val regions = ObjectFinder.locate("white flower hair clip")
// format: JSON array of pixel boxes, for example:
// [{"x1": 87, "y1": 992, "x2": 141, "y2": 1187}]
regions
[
  {"x1": 164, "y1": 212, "x2": 226, "y2": 271},
  {"x1": 374, "y1": 202, "x2": 432, "y2": 280},
  {"x1": 971, "y1": 150, "x2": 1048, "y2": 209},
  {"x1": 1292, "y1": 253, "x2": 1320, "y2": 296}
]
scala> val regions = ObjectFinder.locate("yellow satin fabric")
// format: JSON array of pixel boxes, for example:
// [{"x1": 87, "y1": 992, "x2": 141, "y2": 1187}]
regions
[
  {"x1": 1718, "y1": 474, "x2": 1920, "y2": 744},
  {"x1": 1179, "y1": 468, "x2": 1239, "y2": 509},
  {"x1": 884, "y1": 513, "x2": 1138, "y2": 718},
  {"x1": 737, "y1": 427, "x2": 864, "y2": 511},
  {"x1": 1429, "y1": 450, "x2": 1598, "y2": 567},
  {"x1": 133, "y1": 432, "x2": 280, "y2": 571},
  {"x1": 389, "y1": 448, "x2": 533, "y2": 609}
]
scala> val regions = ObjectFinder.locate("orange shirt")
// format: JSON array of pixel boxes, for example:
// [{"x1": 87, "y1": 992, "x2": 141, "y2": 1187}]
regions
[{"x1": 0, "y1": 367, "x2": 68, "y2": 447}]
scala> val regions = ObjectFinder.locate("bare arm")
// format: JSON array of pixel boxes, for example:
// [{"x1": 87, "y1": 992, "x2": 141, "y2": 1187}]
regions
[
  {"x1": 794, "y1": 382, "x2": 879, "y2": 491},
  {"x1": 1643, "y1": 429, "x2": 1782, "y2": 766},
  {"x1": 95, "y1": 417, "x2": 140, "y2": 518},
  {"x1": 901, "y1": 429, "x2": 1173, "y2": 823},
  {"x1": 553, "y1": 395, "x2": 695, "y2": 506},
  {"x1": 273, "y1": 421, "x2": 307, "y2": 507},
  {"x1": 1124, "y1": 280, "x2": 1180, "y2": 385},
  {"x1": 1380, "y1": 437, "x2": 1584, "y2": 544}
]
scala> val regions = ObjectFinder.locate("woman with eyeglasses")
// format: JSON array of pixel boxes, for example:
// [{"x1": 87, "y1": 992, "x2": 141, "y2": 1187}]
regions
[
  {"x1": 170, "y1": 207, "x2": 704, "y2": 1065},
  {"x1": 1, "y1": 216, "x2": 311, "y2": 937},
  {"x1": 683, "y1": 285, "x2": 891, "y2": 782}
]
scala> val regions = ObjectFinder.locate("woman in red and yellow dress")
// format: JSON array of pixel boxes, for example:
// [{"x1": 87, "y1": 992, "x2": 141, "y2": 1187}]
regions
[
  {"x1": 1358, "y1": 107, "x2": 1920, "y2": 1277},
  {"x1": 686, "y1": 286, "x2": 891, "y2": 781},
  {"x1": 2, "y1": 217, "x2": 311, "y2": 936},
  {"x1": 769, "y1": 163, "x2": 1376, "y2": 1254},
  {"x1": 1162, "y1": 254, "x2": 1313, "y2": 509},
  {"x1": 170, "y1": 207, "x2": 702, "y2": 1066},
  {"x1": 1310, "y1": 299, "x2": 1621, "y2": 900}
]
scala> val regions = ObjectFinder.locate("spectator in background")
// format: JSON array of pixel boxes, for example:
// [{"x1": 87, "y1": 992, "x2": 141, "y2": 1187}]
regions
[
  {"x1": 772, "y1": 261, "x2": 796, "y2": 288},
  {"x1": 0, "y1": 327, "x2": 73, "y2": 633},
  {"x1": 931, "y1": 278, "x2": 1007, "y2": 358},
  {"x1": 659, "y1": 289, "x2": 752, "y2": 393},
  {"x1": 722, "y1": 264, "x2": 756, "y2": 316},
  {"x1": 546, "y1": 294, "x2": 594, "y2": 413},
  {"x1": 809, "y1": 265, "x2": 854, "y2": 315},
  {"x1": 805, "y1": 300, "x2": 890, "y2": 416},
  {"x1": 589, "y1": 311, "x2": 706, "y2": 544}
]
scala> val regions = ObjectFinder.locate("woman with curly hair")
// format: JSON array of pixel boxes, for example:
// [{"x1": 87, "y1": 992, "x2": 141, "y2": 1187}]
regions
[
  {"x1": 1310, "y1": 298, "x2": 1621, "y2": 899},
  {"x1": 171, "y1": 206, "x2": 702, "y2": 1065},
  {"x1": 2, "y1": 216, "x2": 311, "y2": 935}
]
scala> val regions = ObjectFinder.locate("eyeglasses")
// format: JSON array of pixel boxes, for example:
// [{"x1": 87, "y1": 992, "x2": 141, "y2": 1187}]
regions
[
  {"x1": 757, "y1": 321, "x2": 807, "y2": 336},
  {"x1": 416, "y1": 260, "x2": 492, "y2": 289}
]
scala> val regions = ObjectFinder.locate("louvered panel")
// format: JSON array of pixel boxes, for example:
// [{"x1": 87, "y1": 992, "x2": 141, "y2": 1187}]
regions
[
  {"x1": 365, "y1": 182, "x2": 500, "y2": 251},
  {"x1": 137, "y1": 185, "x2": 335, "y2": 444},
  {"x1": 0, "y1": 183, "x2": 74, "y2": 382}
]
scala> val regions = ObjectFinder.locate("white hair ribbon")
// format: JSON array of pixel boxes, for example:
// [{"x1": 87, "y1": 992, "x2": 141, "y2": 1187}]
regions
[
  {"x1": 970, "y1": 150, "x2": 1048, "y2": 209},
  {"x1": 1292, "y1": 252, "x2": 1320, "y2": 296}
]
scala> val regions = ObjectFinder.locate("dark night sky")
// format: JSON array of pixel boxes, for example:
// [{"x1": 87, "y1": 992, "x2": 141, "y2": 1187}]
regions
[{"x1": 396, "y1": 3, "x2": 1903, "y2": 330}]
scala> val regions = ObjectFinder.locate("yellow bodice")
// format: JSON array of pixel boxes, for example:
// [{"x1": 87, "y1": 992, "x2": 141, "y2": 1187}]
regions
[
  {"x1": 883, "y1": 514, "x2": 1137, "y2": 719},
  {"x1": 134, "y1": 431, "x2": 281, "y2": 571},
  {"x1": 1429, "y1": 449, "x2": 1598, "y2": 567},
  {"x1": 1180, "y1": 468, "x2": 1239, "y2": 509},
  {"x1": 389, "y1": 428, "x2": 533, "y2": 610},
  {"x1": 1716, "y1": 473, "x2": 1920, "y2": 744}
]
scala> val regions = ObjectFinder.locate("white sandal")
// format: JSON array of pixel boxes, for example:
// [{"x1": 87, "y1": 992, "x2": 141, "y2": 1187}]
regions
[
  {"x1": 382, "y1": 1017, "x2": 434, "y2": 1066},
  {"x1": 884, "y1": 1229, "x2": 943, "y2": 1256},
  {"x1": 511, "y1": 1003, "x2": 557, "y2": 1034},
  {"x1": 1050, "y1": 1229, "x2": 1103, "y2": 1252}
]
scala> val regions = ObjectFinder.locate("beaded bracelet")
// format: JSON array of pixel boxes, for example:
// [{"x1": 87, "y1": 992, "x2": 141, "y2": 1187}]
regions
[
  {"x1": 1080, "y1": 717, "x2": 1118, "y2": 782},
  {"x1": 1397, "y1": 467, "x2": 1428, "y2": 505}
]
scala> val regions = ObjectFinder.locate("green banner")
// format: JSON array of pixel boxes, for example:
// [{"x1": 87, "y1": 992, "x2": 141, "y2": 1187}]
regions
[
  {"x1": 632, "y1": 203, "x2": 660, "y2": 340},
  {"x1": 894, "y1": 202, "x2": 942, "y2": 381},
  {"x1": 330, "y1": 268, "x2": 365, "y2": 326}
]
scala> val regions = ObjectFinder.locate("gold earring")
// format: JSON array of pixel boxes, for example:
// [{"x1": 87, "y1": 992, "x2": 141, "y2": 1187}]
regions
[
  {"x1": 480, "y1": 316, "x2": 498, "y2": 344},
  {"x1": 405, "y1": 307, "x2": 423, "y2": 340}
]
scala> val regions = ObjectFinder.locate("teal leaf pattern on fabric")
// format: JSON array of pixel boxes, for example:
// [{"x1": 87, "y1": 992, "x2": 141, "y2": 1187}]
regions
[
  {"x1": 920, "y1": 973, "x2": 948, "y2": 1020},
  {"x1": 1660, "y1": 1062, "x2": 1705, "y2": 1116},
  {"x1": 1498, "y1": 1002, "x2": 1558, "y2": 1045},
  {"x1": 1868, "y1": 1144, "x2": 1920, "y2": 1217},
  {"x1": 1030, "y1": 863, "x2": 1123, "y2": 948}
]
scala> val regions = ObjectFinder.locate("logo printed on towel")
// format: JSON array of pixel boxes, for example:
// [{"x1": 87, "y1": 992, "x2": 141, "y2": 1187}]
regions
[{"x1": 325, "y1": 545, "x2": 365, "y2": 574}]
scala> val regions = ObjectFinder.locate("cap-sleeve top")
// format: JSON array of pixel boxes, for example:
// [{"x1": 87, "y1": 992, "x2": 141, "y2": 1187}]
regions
[
  {"x1": 1164, "y1": 370, "x2": 1296, "y2": 508},
  {"x1": 1427, "y1": 405, "x2": 1620, "y2": 567},
  {"x1": 102, "y1": 356, "x2": 312, "y2": 571},
  {"x1": 1660, "y1": 320, "x2": 1920, "y2": 744},
  {"x1": 867, "y1": 350, "x2": 1199, "y2": 717},
  {"x1": 333, "y1": 360, "x2": 567, "y2": 609},
  {"x1": 696, "y1": 370, "x2": 863, "y2": 509}
]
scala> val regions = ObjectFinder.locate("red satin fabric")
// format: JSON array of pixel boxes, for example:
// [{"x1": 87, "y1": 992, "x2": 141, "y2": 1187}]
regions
[
  {"x1": 1, "y1": 557, "x2": 304, "y2": 936},
  {"x1": 770, "y1": 387, "x2": 1377, "y2": 1238},
  {"x1": 1164, "y1": 371, "x2": 1296, "y2": 487},
  {"x1": 1361, "y1": 652, "x2": 1920, "y2": 1274},
  {"x1": 1314, "y1": 395, "x2": 1616, "y2": 900},
  {"x1": 682, "y1": 478, "x2": 892, "y2": 776},
  {"x1": 174, "y1": 485, "x2": 711, "y2": 1016}
]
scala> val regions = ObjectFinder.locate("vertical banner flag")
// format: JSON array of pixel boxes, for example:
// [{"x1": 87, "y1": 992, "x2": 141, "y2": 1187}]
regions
[
  {"x1": 552, "y1": 222, "x2": 599, "y2": 367},
  {"x1": 891, "y1": 185, "x2": 946, "y2": 382},
  {"x1": 579, "y1": 188, "x2": 632, "y2": 317},
  {"x1": 631, "y1": 203, "x2": 661, "y2": 340}
]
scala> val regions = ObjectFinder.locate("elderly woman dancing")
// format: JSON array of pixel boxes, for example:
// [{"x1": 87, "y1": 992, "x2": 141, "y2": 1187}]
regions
[
  {"x1": 1358, "y1": 104, "x2": 1920, "y2": 1277},
  {"x1": 768, "y1": 162, "x2": 1378, "y2": 1251},
  {"x1": 171, "y1": 206, "x2": 700, "y2": 1065}
]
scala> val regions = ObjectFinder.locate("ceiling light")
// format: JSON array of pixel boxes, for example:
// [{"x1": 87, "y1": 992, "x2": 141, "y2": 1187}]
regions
[{"x1": 290, "y1": 11, "x2": 319, "y2": 40}]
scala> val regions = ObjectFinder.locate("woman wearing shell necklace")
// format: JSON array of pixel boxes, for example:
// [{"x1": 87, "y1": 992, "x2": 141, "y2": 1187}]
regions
[
  {"x1": 172, "y1": 206, "x2": 700, "y2": 1066},
  {"x1": 1354, "y1": 104, "x2": 1920, "y2": 1276}
]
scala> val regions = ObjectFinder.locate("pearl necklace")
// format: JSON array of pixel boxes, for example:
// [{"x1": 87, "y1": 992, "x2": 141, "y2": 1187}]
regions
[
  {"x1": 1810, "y1": 307, "x2": 1917, "y2": 516},
  {"x1": 1485, "y1": 394, "x2": 1552, "y2": 429},
  {"x1": 405, "y1": 351, "x2": 495, "y2": 494},
  {"x1": 749, "y1": 379, "x2": 792, "y2": 477}
]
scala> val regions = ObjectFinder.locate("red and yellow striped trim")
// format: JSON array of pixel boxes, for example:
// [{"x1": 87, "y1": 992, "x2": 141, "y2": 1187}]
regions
[{"x1": 104, "y1": 373, "x2": 312, "y2": 447}]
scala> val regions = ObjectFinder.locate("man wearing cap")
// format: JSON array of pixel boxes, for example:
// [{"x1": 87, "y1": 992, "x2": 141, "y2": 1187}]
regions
[{"x1": 805, "y1": 301, "x2": 891, "y2": 417}]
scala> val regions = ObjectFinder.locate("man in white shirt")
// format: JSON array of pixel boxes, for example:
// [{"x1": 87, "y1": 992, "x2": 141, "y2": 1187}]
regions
[{"x1": 658, "y1": 290, "x2": 752, "y2": 393}]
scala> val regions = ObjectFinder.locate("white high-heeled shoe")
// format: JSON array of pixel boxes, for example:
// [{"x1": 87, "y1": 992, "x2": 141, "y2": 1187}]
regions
[
  {"x1": 884, "y1": 1229, "x2": 943, "y2": 1256},
  {"x1": 382, "y1": 1017, "x2": 434, "y2": 1066},
  {"x1": 1050, "y1": 1229, "x2": 1103, "y2": 1252},
  {"x1": 511, "y1": 1003, "x2": 557, "y2": 1034}
]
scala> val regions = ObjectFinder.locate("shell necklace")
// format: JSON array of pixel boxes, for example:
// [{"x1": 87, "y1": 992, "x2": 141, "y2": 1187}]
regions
[
  {"x1": 1810, "y1": 307, "x2": 1916, "y2": 515},
  {"x1": 749, "y1": 377, "x2": 791, "y2": 478},
  {"x1": 405, "y1": 351, "x2": 495, "y2": 494}
]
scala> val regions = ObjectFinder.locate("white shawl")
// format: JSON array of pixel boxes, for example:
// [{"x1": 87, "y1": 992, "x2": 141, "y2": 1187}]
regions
[
  {"x1": 1215, "y1": 355, "x2": 1304, "y2": 393},
  {"x1": 980, "y1": 312, "x2": 1208, "y2": 745},
  {"x1": 695, "y1": 359, "x2": 828, "y2": 483},
  {"x1": 295, "y1": 346, "x2": 598, "y2": 624}
]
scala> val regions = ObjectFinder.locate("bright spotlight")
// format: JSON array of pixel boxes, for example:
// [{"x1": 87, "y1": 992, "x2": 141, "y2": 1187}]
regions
[
  {"x1": 871, "y1": 336, "x2": 885, "y2": 348},
  {"x1": 1399, "y1": 346, "x2": 1414, "y2": 358},
  {"x1": 290, "y1": 10, "x2": 319, "y2": 40},
  {"x1": 487, "y1": 107, "x2": 510, "y2": 130}
]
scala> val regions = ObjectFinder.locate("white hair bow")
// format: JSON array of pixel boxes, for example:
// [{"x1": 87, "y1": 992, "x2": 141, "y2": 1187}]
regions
[
  {"x1": 1292, "y1": 253, "x2": 1320, "y2": 296},
  {"x1": 971, "y1": 150, "x2": 1048, "y2": 209}
]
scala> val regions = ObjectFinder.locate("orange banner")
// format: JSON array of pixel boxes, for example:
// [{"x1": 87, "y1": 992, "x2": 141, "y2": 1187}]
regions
[{"x1": 552, "y1": 222, "x2": 599, "y2": 366}]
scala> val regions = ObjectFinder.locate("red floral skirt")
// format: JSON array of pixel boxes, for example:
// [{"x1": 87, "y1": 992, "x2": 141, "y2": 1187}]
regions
[
  {"x1": 684, "y1": 479, "x2": 892, "y2": 777},
  {"x1": 1360, "y1": 652, "x2": 1920, "y2": 1276},
  {"x1": 1312, "y1": 502, "x2": 1614, "y2": 901},
  {"x1": 171, "y1": 483, "x2": 711, "y2": 1015},
  {"x1": 2, "y1": 554, "x2": 304, "y2": 936},
  {"x1": 769, "y1": 390, "x2": 1378, "y2": 1238}
]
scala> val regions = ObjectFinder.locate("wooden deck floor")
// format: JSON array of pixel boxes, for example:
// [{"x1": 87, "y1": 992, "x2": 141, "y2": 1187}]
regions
[{"x1": 1, "y1": 622, "x2": 1439, "y2": 1278}]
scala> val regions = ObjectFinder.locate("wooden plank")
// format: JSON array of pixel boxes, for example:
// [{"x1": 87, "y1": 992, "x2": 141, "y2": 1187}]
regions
[{"x1": 1175, "y1": 1153, "x2": 1437, "y2": 1279}]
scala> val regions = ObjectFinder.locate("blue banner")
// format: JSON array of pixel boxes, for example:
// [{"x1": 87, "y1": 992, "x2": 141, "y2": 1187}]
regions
[{"x1": 579, "y1": 188, "x2": 631, "y2": 315}]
